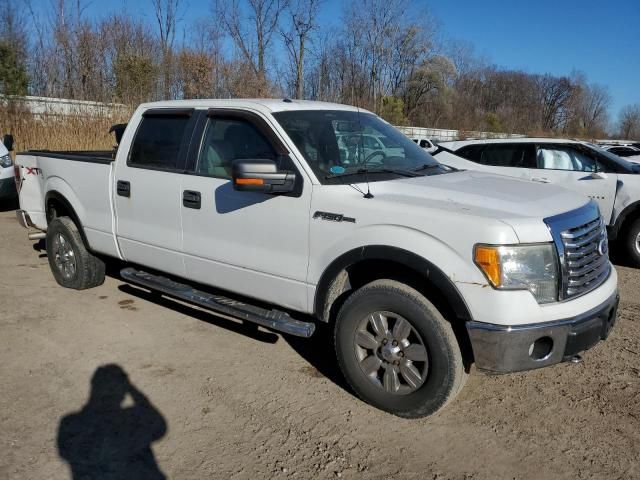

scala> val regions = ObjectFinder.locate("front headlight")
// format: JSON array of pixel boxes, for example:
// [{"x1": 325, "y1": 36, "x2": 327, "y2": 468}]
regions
[
  {"x1": 0, "y1": 154, "x2": 11, "y2": 168},
  {"x1": 474, "y1": 243, "x2": 559, "y2": 304}
]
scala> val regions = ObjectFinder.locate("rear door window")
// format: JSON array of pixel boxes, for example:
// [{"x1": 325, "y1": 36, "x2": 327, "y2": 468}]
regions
[
  {"x1": 128, "y1": 113, "x2": 193, "y2": 170},
  {"x1": 537, "y1": 146, "x2": 598, "y2": 172}
]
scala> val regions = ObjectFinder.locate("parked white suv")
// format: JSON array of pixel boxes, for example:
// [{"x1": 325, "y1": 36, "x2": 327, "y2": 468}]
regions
[
  {"x1": 0, "y1": 135, "x2": 16, "y2": 201},
  {"x1": 15, "y1": 101, "x2": 618, "y2": 417},
  {"x1": 411, "y1": 137, "x2": 438, "y2": 153},
  {"x1": 436, "y1": 138, "x2": 640, "y2": 265}
]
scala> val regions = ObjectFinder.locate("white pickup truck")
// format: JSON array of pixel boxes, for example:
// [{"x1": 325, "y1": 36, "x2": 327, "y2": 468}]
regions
[{"x1": 15, "y1": 100, "x2": 618, "y2": 418}]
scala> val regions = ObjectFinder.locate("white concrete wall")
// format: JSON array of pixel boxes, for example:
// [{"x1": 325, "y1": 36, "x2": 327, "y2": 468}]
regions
[
  {"x1": 0, "y1": 95, "x2": 128, "y2": 117},
  {"x1": 395, "y1": 125, "x2": 526, "y2": 142}
]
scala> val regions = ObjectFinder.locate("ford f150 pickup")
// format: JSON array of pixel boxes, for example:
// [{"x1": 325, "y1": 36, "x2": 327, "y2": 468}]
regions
[{"x1": 15, "y1": 99, "x2": 619, "y2": 418}]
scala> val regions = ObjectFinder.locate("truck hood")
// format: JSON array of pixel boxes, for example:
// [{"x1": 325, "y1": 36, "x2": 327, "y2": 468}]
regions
[{"x1": 361, "y1": 170, "x2": 591, "y2": 242}]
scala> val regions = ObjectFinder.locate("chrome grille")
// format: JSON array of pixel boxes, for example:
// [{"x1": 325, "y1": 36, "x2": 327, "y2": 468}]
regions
[
  {"x1": 544, "y1": 201, "x2": 611, "y2": 301},
  {"x1": 560, "y1": 217, "x2": 610, "y2": 299}
]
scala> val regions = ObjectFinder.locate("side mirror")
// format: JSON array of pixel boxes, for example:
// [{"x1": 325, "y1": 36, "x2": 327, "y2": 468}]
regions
[
  {"x1": 591, "y1": 171, "x2": 607, "y2": 180},
  {"x1": 109, "y1": 124, "x2": 127, "y2": 146},
  {"x1": 3, "y1": 134, "x2": 14, "y2": 152},
  {"x1": 232, "y1": 159, "x2": 296, "y2": 194}
]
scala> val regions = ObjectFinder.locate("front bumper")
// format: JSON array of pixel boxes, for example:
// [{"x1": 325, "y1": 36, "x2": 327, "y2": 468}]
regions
[{"x1": 467, "y1": 292, "x2": 619, "y2": 373}]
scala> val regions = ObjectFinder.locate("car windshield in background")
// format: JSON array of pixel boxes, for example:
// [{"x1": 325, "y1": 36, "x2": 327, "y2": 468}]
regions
[
  {"x1": 585, "y1": 144, "x2": 637, "y2": 172},
  {"x1": 272, "y1": 110, "x2": 445, "y2": 183}
]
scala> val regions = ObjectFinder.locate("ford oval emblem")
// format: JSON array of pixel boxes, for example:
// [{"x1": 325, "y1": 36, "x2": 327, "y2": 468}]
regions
[{"x1": 597, "y1": 238, "x2": 608, "y2": 257}]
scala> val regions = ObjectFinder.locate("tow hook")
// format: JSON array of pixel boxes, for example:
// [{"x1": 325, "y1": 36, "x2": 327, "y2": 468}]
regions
[{"x1": 570, "y1": 354, "x2": 583, "y2": 364}]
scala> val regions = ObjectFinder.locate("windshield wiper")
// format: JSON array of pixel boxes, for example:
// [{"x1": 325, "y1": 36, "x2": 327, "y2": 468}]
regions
[
  {"x1": 413, "y1": 163, "x2": 458, "y2": 173},
  {"x1": 325, "y1": 167, "x2": 422, "y2": 179}
]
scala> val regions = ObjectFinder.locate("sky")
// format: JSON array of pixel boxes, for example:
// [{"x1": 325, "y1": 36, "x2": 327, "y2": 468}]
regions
[{"x1": 28, "y1": 0, "x2": 640, "y2": 118}]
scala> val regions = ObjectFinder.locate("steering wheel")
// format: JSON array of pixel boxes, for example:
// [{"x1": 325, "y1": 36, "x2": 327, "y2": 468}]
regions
[{"x1": 365, "y1": 150, "x2": 386, "y2": 164}]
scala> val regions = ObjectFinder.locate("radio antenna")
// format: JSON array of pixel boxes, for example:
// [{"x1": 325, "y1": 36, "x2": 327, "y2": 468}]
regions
[{"x1": 355, "y1": 104, "x2": 373, "y2": 199}]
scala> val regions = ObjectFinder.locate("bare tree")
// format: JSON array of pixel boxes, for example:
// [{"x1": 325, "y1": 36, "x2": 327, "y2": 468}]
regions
[
  {"x1": 581, "y1": 83, "x2": 612, "y2": 135},
  {"x1": 281, "y1": 0, "x2": 321, "y2": 99},
  {"x1": 537, "y1": 74, "x2": 576, "y2": 131},
  {"x1": 401, "y1": 55, "x2": 454, "y2": 120},
  {"x1": 151, "y1": 0, "x2": 181, "y2": 98},
  {"x1": 216, "y1": 0, "x2": 287, "y2": 95},
  {"x1": 618, "y1": 104, "x2": 640, "y2": 140},
  {"x1": 0, "y1": 0, "x2": 29, "y2": 95}
]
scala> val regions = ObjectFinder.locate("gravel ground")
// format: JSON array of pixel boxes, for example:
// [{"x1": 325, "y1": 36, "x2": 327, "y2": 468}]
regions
[{"x1": 0, "y1": 206, "x2": 638, "y2": 479}]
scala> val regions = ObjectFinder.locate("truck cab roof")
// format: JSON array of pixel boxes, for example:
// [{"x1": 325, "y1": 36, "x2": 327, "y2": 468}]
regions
[{"x1": 138, "y1": 98, "x2": 369, "y2": 114}]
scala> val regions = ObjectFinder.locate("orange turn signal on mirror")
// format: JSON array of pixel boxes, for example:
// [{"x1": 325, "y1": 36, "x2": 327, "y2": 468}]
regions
[
  {"x1": 235, "y1": 178, "x2": 264, "y2": 185},
  {"x1": 474, "y1": 246, "x2": 502, "y2": 287}
]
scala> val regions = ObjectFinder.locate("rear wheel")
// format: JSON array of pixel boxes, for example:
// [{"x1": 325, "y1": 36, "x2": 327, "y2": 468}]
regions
[
  {"x1": 334, "y1": 279, "x2": 467, "y2": 418},
  {"x1": 623, "y1": 218, "x2": 640, "y2": 267},
  {"x1": 46, "y1": 217, "x2": 105, "y2": 289}
]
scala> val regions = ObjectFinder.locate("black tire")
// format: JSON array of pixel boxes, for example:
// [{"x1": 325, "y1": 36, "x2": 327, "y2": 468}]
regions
[
  {"x1": 46, "y1": 216, "x2": 106, "y2": 289},
  {"x1": 623, "y1": 218, "x2": 640, "y2": 267},
  {"x1": 334, "y1": 279, "x2": 467, "y2": 418}
]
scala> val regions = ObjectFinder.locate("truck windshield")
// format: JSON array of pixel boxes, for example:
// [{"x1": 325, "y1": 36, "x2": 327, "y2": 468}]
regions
[{"x1": 272, "y1": 110, "x2": 444, "y2": 183}]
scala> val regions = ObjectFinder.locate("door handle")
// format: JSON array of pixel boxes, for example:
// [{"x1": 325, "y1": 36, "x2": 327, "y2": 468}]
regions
[
  {"x1": 117, "y1": 180, "x2": 130, "y2": 197},
  {"x1": 531, "y1": 177, "x2": 550, "y2": 183},
  {"x1": 183, "y1": 190, "x2": 201, "y2": 209}
]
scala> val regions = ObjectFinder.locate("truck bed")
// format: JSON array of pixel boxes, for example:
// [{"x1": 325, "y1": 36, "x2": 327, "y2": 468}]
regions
[{"x1": 16, "y1": 150, "x2": 118, "y2": 257}]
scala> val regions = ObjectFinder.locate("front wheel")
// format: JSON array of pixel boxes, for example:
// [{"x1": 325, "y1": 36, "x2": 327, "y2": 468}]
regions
[
  {"x1": 622, "y1": 218, "x2": 640, "y2": 267},
  {"x1": 334, "y1": 279, "x2": 467, "y2": 418}
]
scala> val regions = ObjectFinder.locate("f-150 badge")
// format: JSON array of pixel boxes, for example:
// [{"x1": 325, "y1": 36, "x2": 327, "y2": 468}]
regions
[{"x1": 313, "y1": 211, "x2": 356, "y2": 223}]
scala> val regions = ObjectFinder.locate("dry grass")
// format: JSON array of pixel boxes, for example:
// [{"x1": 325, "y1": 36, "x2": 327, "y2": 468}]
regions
[{"x1": 0, "y1": 105, "x2": 132, "y2": 152}]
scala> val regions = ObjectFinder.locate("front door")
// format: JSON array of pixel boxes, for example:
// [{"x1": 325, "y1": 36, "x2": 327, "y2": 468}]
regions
[
  {"x1": 534, "y1": 144, "x2": 618, "y2": 224},
  {"x1": 180, "y1": 110, "x2": 312, "y2": 312}
]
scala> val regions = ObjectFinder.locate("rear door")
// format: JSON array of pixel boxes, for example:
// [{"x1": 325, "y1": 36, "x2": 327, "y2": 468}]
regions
[
  {"x1": 114, "y1": 108, "x2": 197, "y2": 276},
  {"x1": 179, "y1": 109, "x2": 312, "y2": 312},
  {"x1": 533, "y1": 144, "x2": 618, "y2": 223}
]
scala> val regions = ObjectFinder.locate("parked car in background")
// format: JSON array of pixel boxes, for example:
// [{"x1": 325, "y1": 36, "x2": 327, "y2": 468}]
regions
[
  {"x1": 336, "y1": 133, "x2": 404, "y2": 165},
  {"x1": 15, "y1": 101, "x2": 618, "y2": 418},
  {"x1": 600, "y1": 145, "x2": 640, "y2": 162},
  {"x1": 411, "y1": 137, "x2": 438, "y2": 153},
  {"x1": 0, "y1": 135, "x2": 16, "y2": 201},
  {"x1": 435, "y1": 138, "x2": 640, "y2": 265}
]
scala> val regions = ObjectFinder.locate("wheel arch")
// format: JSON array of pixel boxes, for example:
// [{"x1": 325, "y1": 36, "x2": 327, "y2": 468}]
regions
[
  {"x1": 314, "y1": 246, "x2": 473, "y2": 325},
  {"x1": 45, "y1": 190, "x2": 92, "y2": 249},
  {"x1": 610, "y1": 200, "x2": 640, "y2": 240}
]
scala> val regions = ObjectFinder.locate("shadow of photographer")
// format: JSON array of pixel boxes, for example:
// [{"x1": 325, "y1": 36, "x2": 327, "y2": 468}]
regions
[{"x1": 57, "y1": 364, "x2": 167, "y2": 479}]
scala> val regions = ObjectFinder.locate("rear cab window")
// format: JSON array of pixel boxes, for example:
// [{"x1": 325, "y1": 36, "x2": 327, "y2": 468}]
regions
[{"x1": 128, "y1": 109, "x2": 195, "y2": 171}]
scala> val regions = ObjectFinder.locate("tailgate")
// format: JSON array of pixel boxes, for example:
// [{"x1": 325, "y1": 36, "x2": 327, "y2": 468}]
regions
[{"x1": 15, "y1": 154, "x2": 47, "y2": 230}]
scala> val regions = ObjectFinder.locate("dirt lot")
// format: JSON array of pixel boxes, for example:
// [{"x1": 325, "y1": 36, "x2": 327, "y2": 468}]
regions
[{"x1": 0, "y1": 206, "x2": 638, "y2": 480}]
